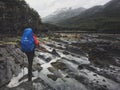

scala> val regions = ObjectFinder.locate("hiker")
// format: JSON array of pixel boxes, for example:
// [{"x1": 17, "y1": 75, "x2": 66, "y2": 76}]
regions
[{"x1": 20, "y1": 28, "x2": 39, "y2": 81}]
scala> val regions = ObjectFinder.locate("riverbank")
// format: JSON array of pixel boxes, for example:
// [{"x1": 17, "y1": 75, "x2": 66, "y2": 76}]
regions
[{"x1": 0, "y1": 33, "x2": 120, "y2": 90}]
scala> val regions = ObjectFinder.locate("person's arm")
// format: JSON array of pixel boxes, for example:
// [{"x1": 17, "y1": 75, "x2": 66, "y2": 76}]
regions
[{"x1": 33, "y1": 34, "x2": 39, "y2": 46}]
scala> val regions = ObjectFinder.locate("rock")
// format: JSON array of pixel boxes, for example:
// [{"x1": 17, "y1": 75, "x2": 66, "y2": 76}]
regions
[
  {"x1": 47, "y1": 74, "x2": 58, "y2": 81},
  {"x1": 51, "y1": 49, "x2": 60, "y2": 57},
  {"x1": 38, "y1": 55, "x2": 45, "y2": 59},
  {"x1": 63, "y1": 51, "x2": 69, "y2": 55},
  {"x1": 0, "y1": 45, "x2": 25, "y2": 87},
  {"x1": 65, "y1": 75, "x2": 70, "y2": 78},
  {"x1": 10, "y1": 81, "x2": 34, "y2": 90},
  {"x1": 93, "y1": 74, "x2": 97, "y2": 77},
  {"x1": 51, "y1": 61, "x2": 67, "y2": 70},
  {"x1": 74, "y1": 75, "x2": 86, "y2": 82},
  {"x1": 66, "y1": 46, "x2": 86, "y2": 56},
  {"x1": 96, "y1": 81, "x2": 99, "y2": 83},
  {"x1": 88, "y1": 48, "x2": 115, "y2": 67},
  {"x1": 0, "y1": 45, "x2": 7, "y2": 48},
  {"x1": 0, "y1": 59, "x2": 10, "y2": 87},
  {"x1": 47, "y1": 67, "x2": 55, "y2": 73},
  {"x1": 46, "y1": 57, "x2": 51, "y2": 62},
  {"x1": 0, "y1": 54, "x2": 3, "y2": 57},
  {"x1": 32, "y1": 64, "x2": 42, "y2": 72},
  {"x1": 78, "y1": 65, "x2": 84, "y2": 70},
  {"x1": 103, "y1": 79, "x2": 106, "y2": 82},
  {"x1": 0, "y1": 58, "x2": 20, "y2": 87}
]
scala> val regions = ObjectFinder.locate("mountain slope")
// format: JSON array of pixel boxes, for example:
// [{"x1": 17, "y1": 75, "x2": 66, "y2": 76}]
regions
[
  {"x1": 0, "y1": 0, "x2": 42, "y2": 35},
  {"x1": 74, "y1": 0, "x2": 120, "y2": 18},
  {"x1": 57, "y1": 0, "x2": 120, "y2": 33},
  {"x1": 42, "y1": 7, "x2": 85, "y2": 25}
]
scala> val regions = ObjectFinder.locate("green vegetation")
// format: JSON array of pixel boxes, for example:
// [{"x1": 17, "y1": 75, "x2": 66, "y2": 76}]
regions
[
  {"x1": 0, "y1": 0, "x2": 44, "y2": 35},
  {"x1": 0, "y1": 0, "x2": 120, "y2": 34},
  {"x1": 47, "y1": 0, "x2": 120, "y2": 33},
  {"x1": 59, "y1": 17, "x2": 120, "y2": 33},
  {"x1": 0, "y1": 36, "x2": 20, "y2": 45}
]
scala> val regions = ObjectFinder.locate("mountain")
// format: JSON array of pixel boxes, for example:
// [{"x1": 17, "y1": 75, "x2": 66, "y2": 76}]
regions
[
  {"x1": 57, "y1": 0, "x2": 120, "y2": 33},
  {"x1": 71, "y1": 0, "x2": 120, "y2": 18},
  {"x1": 0, "y1": 0, "x2": 43, "y2": 35},
  {"x1": 42, "y1": 7, "x2": 85, "y2": 25}
]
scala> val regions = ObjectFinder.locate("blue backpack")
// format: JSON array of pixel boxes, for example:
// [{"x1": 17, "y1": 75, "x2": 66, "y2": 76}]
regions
[{"x1": 20, "y1": 28, "x2": 34, "y2": 52}]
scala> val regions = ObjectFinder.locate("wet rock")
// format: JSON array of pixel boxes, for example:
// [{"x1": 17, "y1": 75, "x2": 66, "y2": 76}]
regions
[
  {"x1": 75, "y1": 75, "x2": 86, "y2": 82},
  {"x1": 47, "y1": 74, "x2": 58, "y2": 81},
  {"x1": 75, "y1": 74, "x2": 110, "y2": 90},
  {"x1": 0, "y1": 59, "x2": 11, "y2": 87},
  {"x1": 63, "y1": 51, "x2": 69, "y2": 55},
  {"x1": 78, "y1": 64, "x2": 90, "y2": 70},
  {"x1": 51, "y1": 61, "x2": 67, "y2": 70},
  {"x1": 96, "y1": 81, "x2": 99, "y2": 83},
  {"x1": 5, "y1": 45, "x2": 27, "y2": 65},
  {"x1": 33, "y1": 78, "x2": 56, "y2": 90},
  {"x1": 66, "y1": 46, "x2": 86, "y2": 56},
  {"x1": 0, "y1": 45, "x2": 7, "y2": 48},
  {"x1": 0, "y1": 45, "x2": 25, "y2": 87},
  {"x1": 58, "y1": 43, "x2": 62, "y2": 46},
  {"x1": 38, "y1": 54, "x2": 45, "y2": 59},
  {"x1": 103, "y1": 85, "x2": 107, "y2": 89},
  {"x1": 89, "y1": 48, "x2": 115, "y2": 67},
  {"x1": 98, "y1": 85, "x2": 108, "y2": 90},
  {"x1": 0, "y1": 34, "x2": 120, "y2": 90},
  {"x1": 51, "y1": 49, "x2": 60, "y2": 57},
  {"x1": 65, "y1": 75, "x2": 70, "y2": 78},
  {"x1": 47, "y1": 67, "x2": 55, "y2": 73},
  {"x1": 10, "y1": 81, "x2": 34, "y2": 90},
  {"x1": 10, "y1": 77, "x2": 56, "y2": 90},
  {"x1": 105, "y1": 43, "x2": 120, "y2": 56},
  {"x1": 103, "y1": 79, "x2": 106, "y2": 82},
  {"x1": 0, "y1": 54, "x2": 3, "y2": 57},
  {"x1": 93, "y1": 74, "x2": 97, "y2": 77},
  {"x1": 0, "y1": 58, "x2": 20, "y2": 87},
  {"x1": 47, "y1": 67, "x2": 63, "y2": 79},
  {"x1": 78, "y1": 65, "x2": 84, "y2": 70},
  {"x1": 19, "y1": 74, "x2": 29, "y2": 82},
  {"x1": 33, "y1": 64, "x2": 42, "y2": 72},
  {"x1": 45, "y1": 57, "x2": 52, "y2": 62}
]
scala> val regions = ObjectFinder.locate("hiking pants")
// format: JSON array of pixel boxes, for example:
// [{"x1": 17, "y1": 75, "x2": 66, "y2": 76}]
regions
[{"x1": 25, "y1": 50, "x2": 35, "y2": 81}]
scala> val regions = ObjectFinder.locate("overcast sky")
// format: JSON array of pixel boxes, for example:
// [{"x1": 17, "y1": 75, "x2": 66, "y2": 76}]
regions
[{"x1": 25, "y1": 0, "x2": 111, "y2": 18}]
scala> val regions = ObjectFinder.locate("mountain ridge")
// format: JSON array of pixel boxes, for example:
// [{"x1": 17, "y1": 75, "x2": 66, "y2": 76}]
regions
[
  {"x1": 56, "y1": 0, "x2": 120, "y2": 33},
  {"x1": 42, "y1": 7, "x2": 86, "y2": 25}
]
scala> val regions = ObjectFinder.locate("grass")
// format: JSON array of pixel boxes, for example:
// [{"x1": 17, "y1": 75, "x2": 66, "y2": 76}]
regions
[
  {"x1": 0, "y1": 36, "x2": 21, "y2": 45},
  {"x1": 0, "y1": 36, "x2": 50, "y2": 45}
]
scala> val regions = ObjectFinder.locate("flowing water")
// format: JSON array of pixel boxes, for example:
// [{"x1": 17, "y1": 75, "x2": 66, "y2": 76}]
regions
[{"x1": 2, "y1": 34, "x2": 120, "y2": 90}]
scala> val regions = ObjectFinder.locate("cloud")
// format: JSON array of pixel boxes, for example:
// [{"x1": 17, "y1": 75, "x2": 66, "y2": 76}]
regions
[{"x1": 25, "y1": 0, "x2": 111, "y2": 17}]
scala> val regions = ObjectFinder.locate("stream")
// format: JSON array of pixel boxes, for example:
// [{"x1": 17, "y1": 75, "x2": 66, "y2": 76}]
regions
[{"x1": 0, "y1": 34, "x2": 120, "y2": 90}]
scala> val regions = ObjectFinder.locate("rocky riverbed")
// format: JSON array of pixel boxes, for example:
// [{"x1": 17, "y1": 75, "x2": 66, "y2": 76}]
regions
[{"x1": 0, "y1": 34, "x2": 120, "y2": 90}]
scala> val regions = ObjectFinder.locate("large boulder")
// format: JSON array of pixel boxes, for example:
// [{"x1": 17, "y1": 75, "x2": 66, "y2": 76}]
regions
[
  {"x1": 88, "y1": 48, "x2": 116, "y2": 67},
  {"x1": 0, "y1": 44, "x2": 26, "y2": 87},
  {"x1": 0, "y1": 58, "x2": 18, "y2": 87}
]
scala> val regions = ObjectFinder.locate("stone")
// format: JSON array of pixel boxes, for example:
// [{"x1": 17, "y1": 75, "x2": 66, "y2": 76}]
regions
[
  {"x1": 51, "y1": 49, "x2": 60, "y2": 57},
  {"x1": 78, "y1": 65, "x2": 84, "y2": 70},
  {"x1": 47, "y1": 74, "x2": 58, "y2": 81}
]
